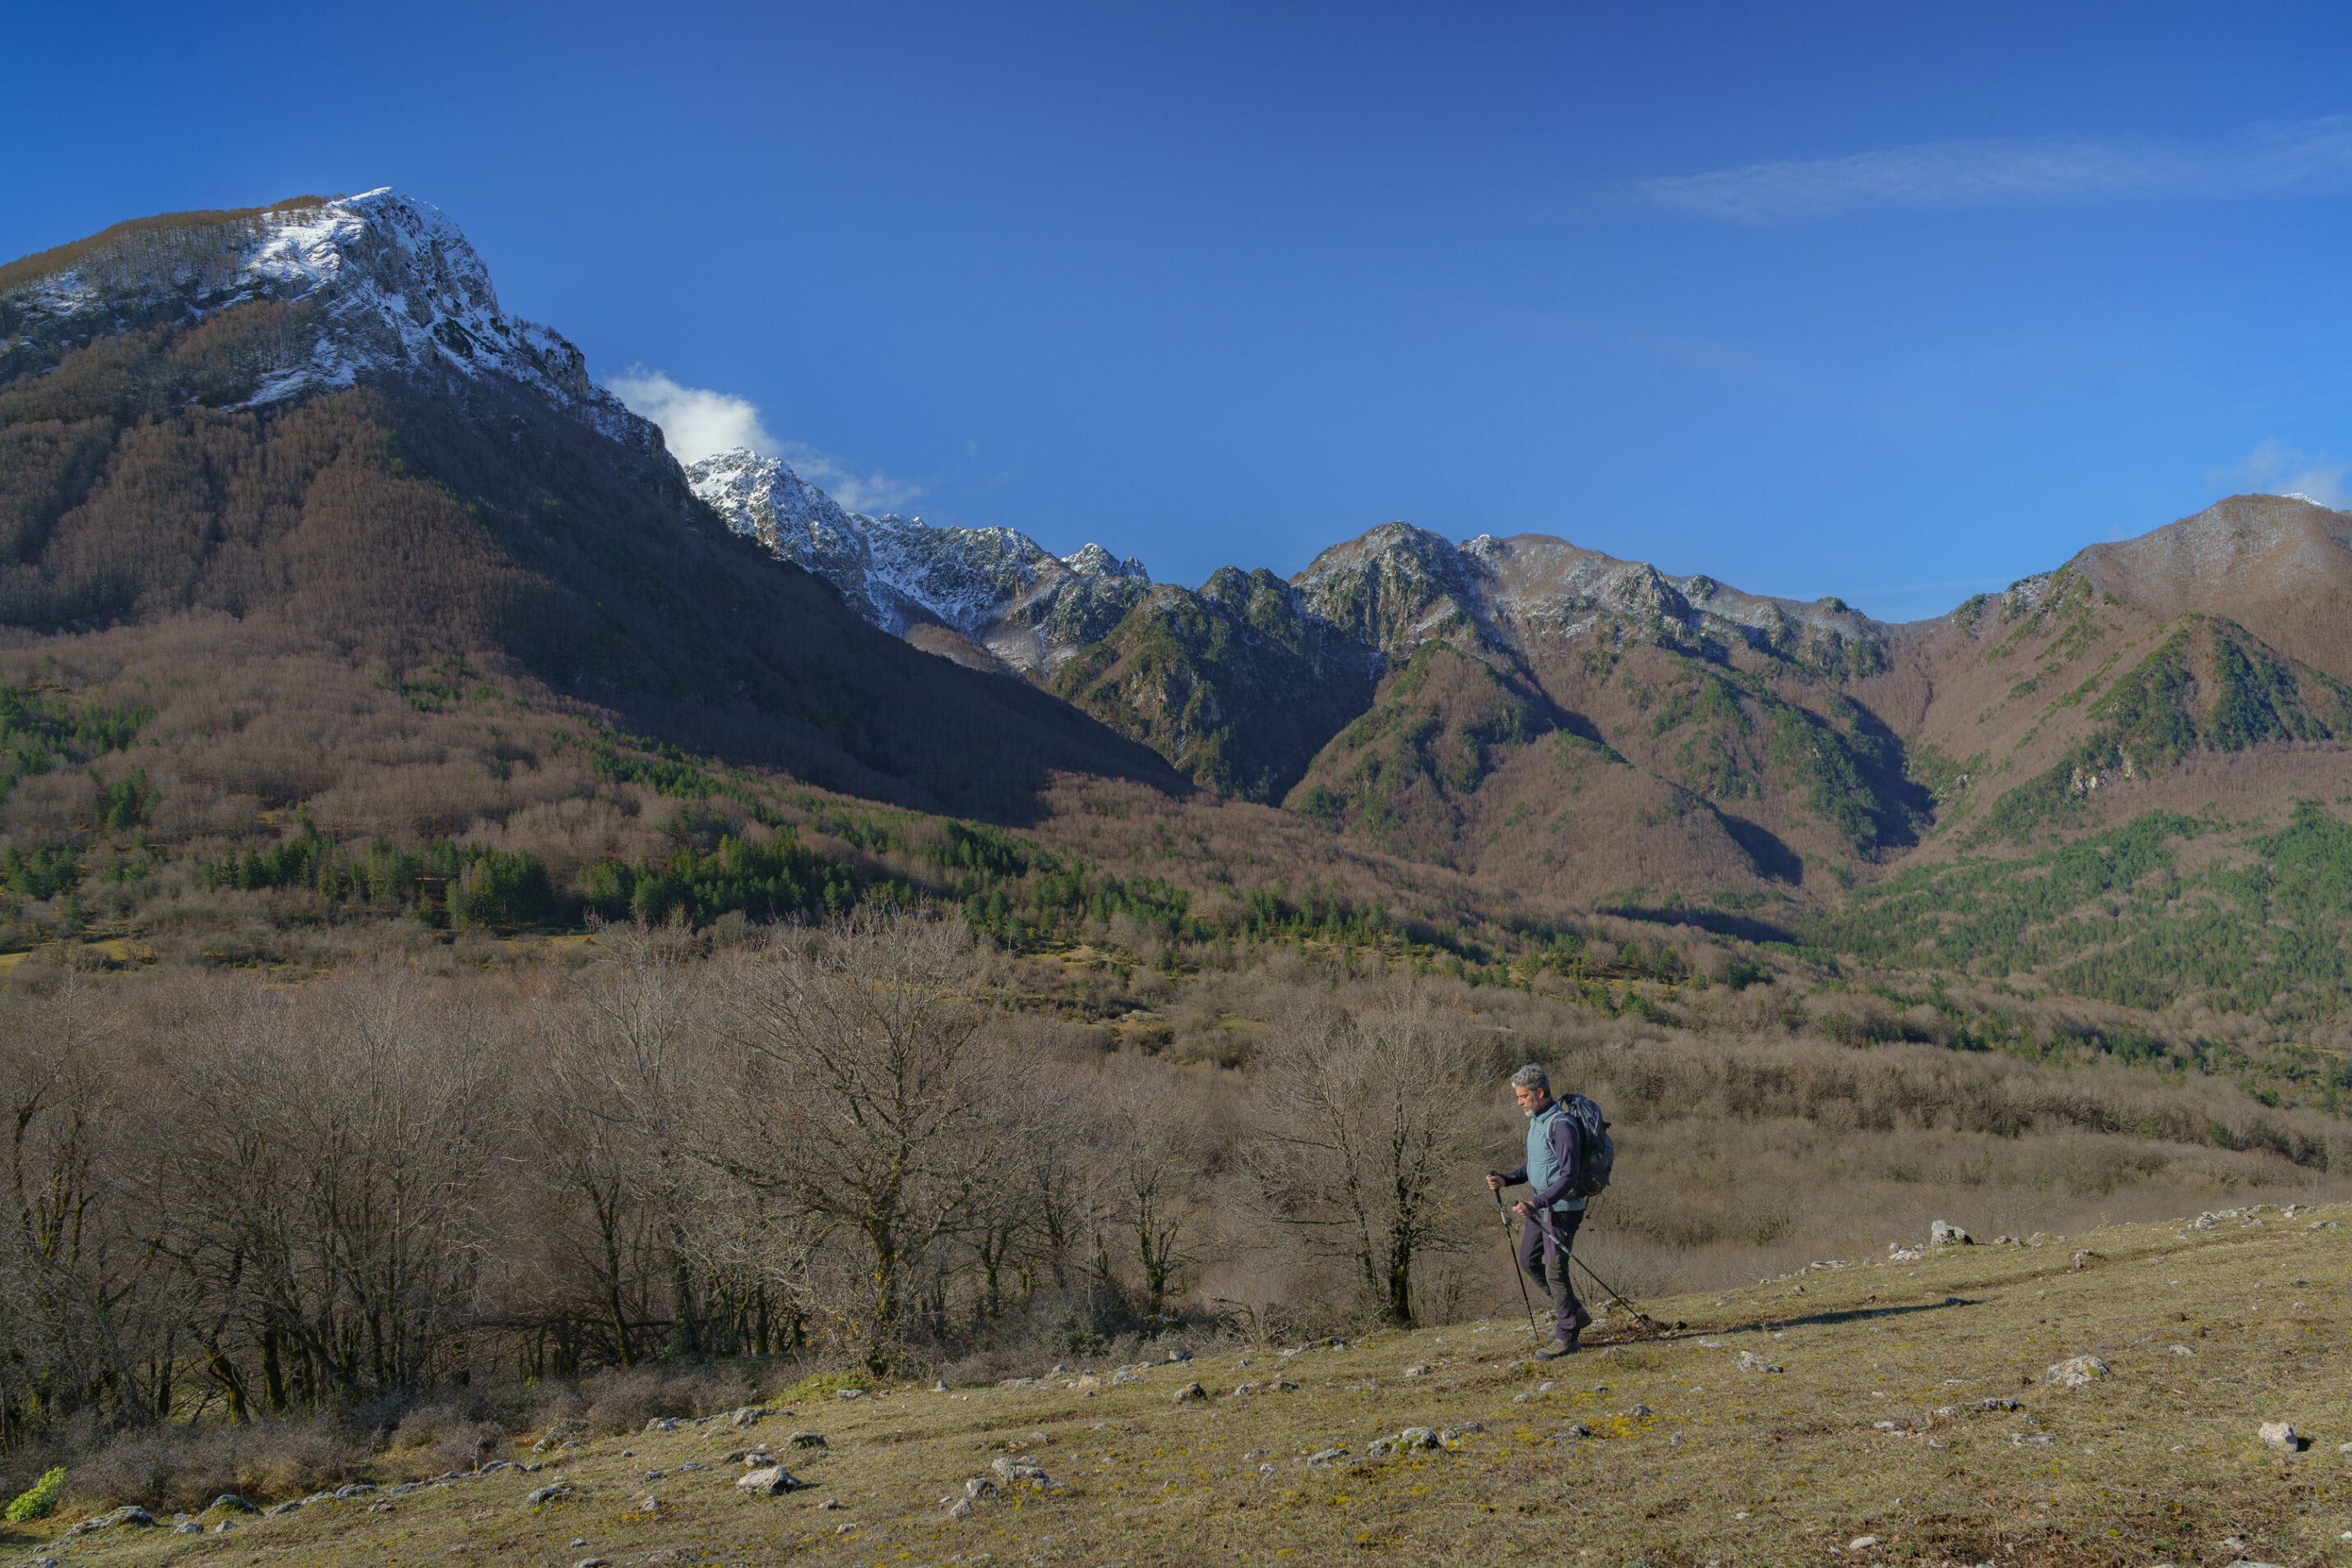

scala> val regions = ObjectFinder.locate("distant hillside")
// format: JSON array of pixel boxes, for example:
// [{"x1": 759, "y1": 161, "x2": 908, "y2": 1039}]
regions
[{"x1": 5, "y1": 189, "x2": 2352, "y2": 1038}]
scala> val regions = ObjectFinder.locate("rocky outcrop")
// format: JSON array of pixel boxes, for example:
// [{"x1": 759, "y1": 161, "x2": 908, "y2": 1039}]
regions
[{"x1": 0, "y1": 189, "x2": 654, "y2": 448}]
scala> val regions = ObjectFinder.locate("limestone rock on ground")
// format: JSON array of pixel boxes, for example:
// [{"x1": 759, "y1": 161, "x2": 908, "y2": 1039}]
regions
[
  {"x1": 66, "y1": 1506, "x2": 157, "y2": 1536},
  {"x1": 1367, "y1": 1427, "x2": 1440, "y2": 1459},
  {"x1": 2044, "y1": 1356, "x2": 2109, "y2": 1389},
  {"x1": 735, "y1": 1467, "x2": 801, "y2": 1496},
  {"x1": 1930, "y1": 1221, "x2": 1972, "y2": 1247},
  {"x1": 990, "y1": 1456, "x2": 1049, "y2": 1487},
  {"x1": 2258, "y1": 1421, "x2": 2304, "y2": 1455}
]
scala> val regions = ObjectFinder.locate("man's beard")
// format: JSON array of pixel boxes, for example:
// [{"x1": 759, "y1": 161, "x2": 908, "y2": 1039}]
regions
[{"x1": 1521, "y1": 1104, "x2": 1535, "y2": 1121}]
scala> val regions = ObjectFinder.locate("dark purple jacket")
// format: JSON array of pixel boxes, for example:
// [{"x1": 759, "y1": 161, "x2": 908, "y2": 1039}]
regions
[{"x1": 1495, "y1": 1099, "x2": 1583, "y2": 1210}]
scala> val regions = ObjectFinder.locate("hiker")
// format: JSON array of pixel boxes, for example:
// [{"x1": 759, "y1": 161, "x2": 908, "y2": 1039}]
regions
[{"x1": 1487, "y1": 1063, "x2": 1592, "y2": 1357}]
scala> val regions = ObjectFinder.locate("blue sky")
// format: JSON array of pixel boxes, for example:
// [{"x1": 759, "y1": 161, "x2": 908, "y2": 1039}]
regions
[{"x1": 8, "y1": 2, "x2": 2351, "y2": 620}]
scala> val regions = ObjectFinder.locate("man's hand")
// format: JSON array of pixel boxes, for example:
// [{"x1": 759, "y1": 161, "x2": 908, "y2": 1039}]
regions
[
  {"x1": 1484, "y1": 1173, "x2": 1505, "y2": 1192},
  {"x1": 1512, "y1": 1200, "x2": 1535, "y2": 1219}
]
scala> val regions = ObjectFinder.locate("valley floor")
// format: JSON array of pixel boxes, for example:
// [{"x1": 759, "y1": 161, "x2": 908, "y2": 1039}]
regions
[{"x1": 12, "y1": 1204, "x2": 2348, "y2": 1568}]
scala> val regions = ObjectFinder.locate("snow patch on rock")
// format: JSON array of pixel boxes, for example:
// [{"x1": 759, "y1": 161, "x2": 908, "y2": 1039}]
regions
[
  {"x1": 683, "y1": 446, "x2": 1149, "y2": 668},
  {"x1": 6, "y1": 188, "x2": 651, "y2": 447}
]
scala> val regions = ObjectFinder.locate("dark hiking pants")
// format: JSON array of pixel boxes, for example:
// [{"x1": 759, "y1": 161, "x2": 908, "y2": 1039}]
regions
[{"x1": 1516, "y1": 1205, "x2": 1585, "y2": 1339}]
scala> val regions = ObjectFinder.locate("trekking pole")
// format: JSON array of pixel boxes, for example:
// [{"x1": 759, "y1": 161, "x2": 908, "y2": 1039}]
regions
[
  {"x1": 1568, "y1": 1251, "x2": 1665, "y2": 1336},
  {"x1": 1490, "y1": 1188, "x2": 1544, "y2": 1337}
]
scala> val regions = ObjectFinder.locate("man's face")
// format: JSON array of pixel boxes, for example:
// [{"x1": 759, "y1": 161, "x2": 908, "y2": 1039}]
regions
[{"x1": 1514, "y1": 1084, "x2": 1550, "y2": 1117}]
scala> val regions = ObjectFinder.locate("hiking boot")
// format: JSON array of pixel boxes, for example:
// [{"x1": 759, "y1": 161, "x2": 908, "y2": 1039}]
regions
[
  {"x1": 1535, "y1": 1335, "x2": 1580, "y2": 1359},
  {"x1": 1570, "y1": 1304, "x2": 1593, "y2": 1335}
]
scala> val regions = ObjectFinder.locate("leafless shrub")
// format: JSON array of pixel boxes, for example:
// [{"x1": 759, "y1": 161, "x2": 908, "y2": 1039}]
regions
[
  {"x1": 580, "y1": 1365, "x2": 756, "y2": 1436},
  {"x1": 68, "y1": 1418, "x2": 362, "y2": 1510}
]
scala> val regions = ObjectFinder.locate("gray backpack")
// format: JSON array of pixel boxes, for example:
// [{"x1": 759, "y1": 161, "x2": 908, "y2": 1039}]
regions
[{"x1": 1560, "y1": 1094, "x2": 1614, "y2": 1197}]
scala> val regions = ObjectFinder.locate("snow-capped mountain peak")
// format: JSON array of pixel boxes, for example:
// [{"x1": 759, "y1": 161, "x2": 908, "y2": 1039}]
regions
[
  {"x1": 1061, "y1": 542, "x2": 1150, "y2": 581},
  {"x1": 683, "y1": 446, "x2": 1152, "y2": 668},
  {"x1": 4, "y1": 188, "x2": 650, "y2": 446}
]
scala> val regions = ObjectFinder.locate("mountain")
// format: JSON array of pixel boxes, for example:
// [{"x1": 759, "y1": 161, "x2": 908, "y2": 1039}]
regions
[
  {"x1": 683, "y1": 446, "x2": 1151, "y2": 672},
  {"x1": 7, "y1": 189, "x2": 2351, "y2": 1031},
  {"x1": 0, "y1": 191, "x2": 1183, "y2": 816},
  {"x1": 690, "y1": 428, "x2": 2352, "y2": 918},
  {"x1": 687, "y1": 449, "x2": 1373, "y2": 796}
]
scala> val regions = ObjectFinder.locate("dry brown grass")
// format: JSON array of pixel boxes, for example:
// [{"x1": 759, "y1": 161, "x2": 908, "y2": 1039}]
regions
[{"x1": 12, "y1": 1202, "x2": 2348, "y2": 1565}]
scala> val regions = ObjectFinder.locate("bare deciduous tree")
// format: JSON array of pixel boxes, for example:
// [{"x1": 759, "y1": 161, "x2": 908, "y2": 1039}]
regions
[
  {"x1": 1243, "y1": 996, "x2": 1490, "y2": 1325},
  {"x1": 708, "y1": 909, "x2": 1035, "y2": 1371}
]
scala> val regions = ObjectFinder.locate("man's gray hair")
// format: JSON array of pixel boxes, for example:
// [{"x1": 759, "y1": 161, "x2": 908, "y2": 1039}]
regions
[{"x1": 1509, "y1": 1063, "x2": 1549, "y2": 1094}]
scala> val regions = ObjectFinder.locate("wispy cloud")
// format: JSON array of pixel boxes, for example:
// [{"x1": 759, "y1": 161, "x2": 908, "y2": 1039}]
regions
[
  {"x1": 1642, "y1": 115, "x2": 2352, "y2": 224},
  {"x1": 2211, "y1": 439, "x2": 2350, "y2": 511},
  {"x1": 606, "y1": 367, "x2": 922, "y2": 514},
  {"x1": 777, "y1": 446, "x2": 924, "y2": 517}
]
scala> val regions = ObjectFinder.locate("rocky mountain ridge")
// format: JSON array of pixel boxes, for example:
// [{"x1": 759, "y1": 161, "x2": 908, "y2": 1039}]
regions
[
  {"x1": 0, "y1": 188, "x2": 651, "y2": 450},
  {"x1": 684, "y1": 447, "x2": 1151, "y2": 671},
  {"x1": 8, "y1": 186, "x2": 2350, "y2": 920}
]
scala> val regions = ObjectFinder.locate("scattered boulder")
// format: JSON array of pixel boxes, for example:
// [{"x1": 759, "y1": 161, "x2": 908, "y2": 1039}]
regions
[
  {"x1": 728, "y1": 1406, "x2": 766, "y2": 1429},
  {"x1": 1404, "y1": 1363, "x2": 1434, "y2": 1377},
  {"x1": 525, "y1": 1482, "x2": 572, "y2": 1506},
  {"x1": 1303, "y1": 1447, "x2": 1348, "y2": 1467},
  {"x1": 643, "y1": 1418, "x2": 680, "y2": 1433},
  {"x1": 2072, "y1": 1250, "x2": 2101, "y2": 1270},
  {"x1": 835, "y1": 1389, "x2": 866, "y2": 1401},
  {"x1": 265, "y1": 1500, "x2": 304, "y2": 1516},
  {"x1": 2259, "y1": 1421, "x2": 2306, "y2": 1455},
  {"x1": 1366, "y1": 1427, "x2": 1440, "y2": 1460},
  {"x1": 736, "y1": 1466, "x2": 802, "y2": 1496},
  {"x1": 946, "y1": 1497, "x2": 975, "y2": 1519},
  {"x1": 1929, "y1": 1220, "x2": 1972, "y2": 1247},
  {"x1": 208, "y1": 1494, "x2": 259, "y2": 1513},
  {"x1": 1172, "y1": 1382, "x2": 1207, "y2": 1404},
  {"x1": 530, "y1": 1418, "x2": 586, "y2": 1453},
  {"x1": 962, "y1": 1477, "x2": 999, "y2": 1502},
  {"x1": 66, "y1": 1506, "x2": 158, "y2": 1536},
  {"x1": 1737, "y1": 1351, "x2": 1784, "y2": 1374},
  {"x1": 1438, "y1": 1422, "x2": 1484, "y2": 1444},
  {"x1": 1966, "y1": 1398, "x2": 2022, "y2": 1412},
  {"x1": 788, "y1": 1431, "x2": 827, "y2": 1449},
  {"x1": 990, "y1": 1456, "x2": 1049, "y2": 1487},
  {"x1": 335, "y1": 1482, "x2": 381, "y2": 1501},
  {"x1": 2044, "y1": 1356, "x2": 2109, "y2": 1390}
]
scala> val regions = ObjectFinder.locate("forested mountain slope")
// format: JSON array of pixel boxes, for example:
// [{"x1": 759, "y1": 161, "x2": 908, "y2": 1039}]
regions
[
  {"x1": 4, "y1": 190, "x2": 2351, "y2": 1038},
  {"x1": 0, "y1": 192, "x2": 1183, "y2": 820}
]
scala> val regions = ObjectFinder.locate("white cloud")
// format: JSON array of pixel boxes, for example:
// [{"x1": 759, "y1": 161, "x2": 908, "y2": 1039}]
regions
[
  {"x1": 776, "y1": 445, "x2": 924, "y2": 517},
  {"x1": 605, "y1": 367, "x2": 922, "y2": 514},
  {"x1": 2211, "y1": 439, "x2": 2351, "y2": 511},
  {"x1": 606, "y1": 367, "x2": 777, "y2": 463},
  {"x1": 1641, "y1": 115, "x2": 2352, "y2": 224}
]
